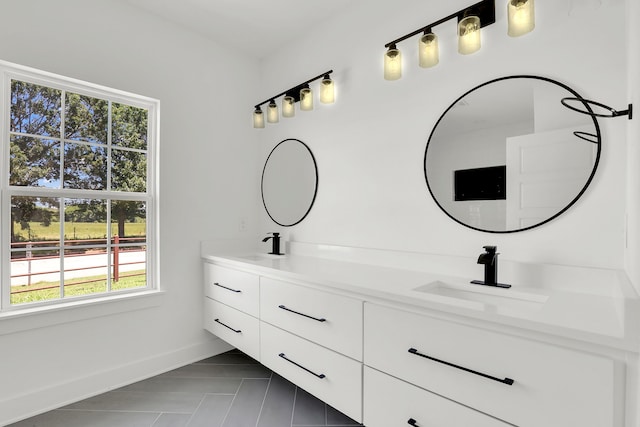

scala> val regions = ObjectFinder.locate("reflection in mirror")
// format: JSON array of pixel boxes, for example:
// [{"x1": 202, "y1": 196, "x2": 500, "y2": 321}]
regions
[
  {"x1": 424, "y1": 75, "x2": 600, "y2": 233},
  {"x1": 262, "y1": 139, "x2": 318, "y2": 227}
]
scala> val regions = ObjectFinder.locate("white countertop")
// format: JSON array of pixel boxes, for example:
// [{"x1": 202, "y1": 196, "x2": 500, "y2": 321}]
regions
[{"x1": 202, "y1": 240, "x2": 640, "y2": 353}]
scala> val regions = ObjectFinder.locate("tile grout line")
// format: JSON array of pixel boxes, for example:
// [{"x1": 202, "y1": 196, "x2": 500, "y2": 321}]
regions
[
  {"x1": 219, "y1": 378, "x2": 244, "y2": 427},
  {"x1": 290, "y1": 386, "x2": 299, "y2": 427},
  {"x1": 149, "y1": 412, "x2": 163, "y2": 427},
  {"x1": 184, "y1": 394, "x2": 208, "y2": 427},
  {"x1": 254, "y1": 371, "x2": 273, "y2": 427}
]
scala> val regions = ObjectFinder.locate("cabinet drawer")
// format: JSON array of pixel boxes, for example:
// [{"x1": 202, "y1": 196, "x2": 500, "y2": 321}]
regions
[
  {"x1": 260, "y1": 277, "x2": 363, "y2": 360},
  {"x1": 364, "y1": 367, "x2": 510, "y2": 427},
  {"x1": 364, "y1": 303, "x2": 615, "y2": 427},
  {"x1": 260, "y1": 322, "x2": 362, "y2": 422},
  {"x1": 204, "y1": 263, "x2": 259, "y2": 316},
  {"x1": 204, "y1": 298, "x2": 260, "y2": 361}
]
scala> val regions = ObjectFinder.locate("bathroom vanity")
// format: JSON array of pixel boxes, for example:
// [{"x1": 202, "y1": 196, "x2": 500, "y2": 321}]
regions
[{"x1": 202, "y1": 240, "x2": 639, "y2": 427}]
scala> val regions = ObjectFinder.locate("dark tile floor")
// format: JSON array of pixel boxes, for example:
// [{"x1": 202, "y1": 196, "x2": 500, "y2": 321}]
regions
[{"x1": 8, "y1": 350, "x2": 363, "y2": 427}]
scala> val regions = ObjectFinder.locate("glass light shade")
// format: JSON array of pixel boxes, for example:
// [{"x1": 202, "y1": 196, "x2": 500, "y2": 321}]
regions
[
  {"x1": 320, "y1": 77, "x2": 335, "y2": 104},
  {"x1": 300, "y1": 87, "x2": 313, "y2": 111},
  {"x1": 458, "y1": 16, "x2": 481, "y2": 55},
  {"x1": 282, "y1": 96, "x2": 295, "y2": 118},
  {"x1": 383, "y1": 46, "x2": 402, "y2": 80},
  {"x1": 418, "y1": 33, "x2": 439, "y2": 68},
  {"x1": 508, "y1": 0, "x2": 535, "y2": 37},
  {"x1": 267, "y1": 100, "x2": 279, "y2": 123},
  {"x1": 253, "y1": 108, "x2": 265, "y2": 128}
]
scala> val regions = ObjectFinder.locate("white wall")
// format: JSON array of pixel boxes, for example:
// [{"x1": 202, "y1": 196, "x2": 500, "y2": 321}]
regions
[
  {"x1": 0, "y1": 0, "x2": 260, "y2": 424},
  {"x1": 257, "y1": 0, "x2": 628, "y2": 269},
  {"x1": 625, "y1": 0, "x2": 640, "y2": 291}
]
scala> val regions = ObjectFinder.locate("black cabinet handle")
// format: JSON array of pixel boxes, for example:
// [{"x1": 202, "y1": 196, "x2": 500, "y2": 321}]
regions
[
  {"x1": 407, "y1": 419, "x2": 420, "y2": 426},
  {"x1": 278, "y1": 353, "x2": 326, "y2": 379},
  {"x1": 408, "y1": 348, "x2": 514, "y2": 386},
  {"x1": 214, "y1": 318, "x2": 241, "y2": 333},
  {"x1": 278, "y1": 305, "x2": 326, "y2": 322},
  {"x1": 213, "y1": 282, "x2": 241, "y2": 293}
]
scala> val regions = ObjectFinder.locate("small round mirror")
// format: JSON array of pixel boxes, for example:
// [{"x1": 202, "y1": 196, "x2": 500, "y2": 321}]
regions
[
  {"x1": 262, "y1": 138, "x2": 318, "y2": 227},
  {"x1": 424, "y1": 75, "x2": 601, "y2": 233}
]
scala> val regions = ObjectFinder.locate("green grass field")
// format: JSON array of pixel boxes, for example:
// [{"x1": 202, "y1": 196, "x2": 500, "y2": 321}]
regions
[
  {"x1": 13, "y1": 221, "x2": 146, "y2": 241},
  {"x1": 11, "y1": 270, "x2": 146, "y2": 305}
]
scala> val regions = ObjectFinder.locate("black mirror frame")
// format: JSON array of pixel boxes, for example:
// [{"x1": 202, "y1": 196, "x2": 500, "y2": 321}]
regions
[
  {"x1": 423, "y1": 75, "x2": 602, "y2": 234},
  {"x1": 261, "y1": 138, "x2": 319, "y2": 227}
]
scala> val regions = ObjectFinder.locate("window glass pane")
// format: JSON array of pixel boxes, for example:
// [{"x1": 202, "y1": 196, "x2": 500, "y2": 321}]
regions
[
  {"x1": 10, "y1": 80, "x2": 61, "y2": 137},
  {"x1": 63, "y1": 248, "x2": 108, "y2": 297},
  {"x1": 11, "y1": 249, "x2": 62, "y2": 305},
  {"x1": 10, "y1": 136, "x2": 60, "y2": 187},
  {"x1": 111, "y1": 200, "x2": 146, "y2": 239},
  {"x1": 64, "y1": 199, "x2": 108, "y2": 245},
  {"x1": 11, "y1": 196, "x2": 61, "y2": 244},
  {"x1": 112, "y1": 245, "x2": 146, "y2": 291},
  {"x1": 112, "y1": 103, "x2": 147, "y2": 150},
  {"x1": 111, "y1": 149, "x2": 146, "y2": 192},
  {"x1": 64, "y1": 92, "x2": 108, "y2": 144},
  {"x1": 63, "y1": 142, "x2": 107, "y2": 190}
]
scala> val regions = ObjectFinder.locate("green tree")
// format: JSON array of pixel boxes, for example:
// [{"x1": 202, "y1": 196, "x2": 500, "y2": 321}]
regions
[{"x1": 9, "y1": 81, "x2": 62, "y2": 242}]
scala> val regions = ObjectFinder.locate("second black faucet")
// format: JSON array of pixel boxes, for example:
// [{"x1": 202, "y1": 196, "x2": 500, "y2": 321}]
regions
[
  {"x1": 471, "y1": 245, "x2": 511, "y2": 288},
  {"x1": 262, "y1": 232, "x2": 284, "y2": 255}
]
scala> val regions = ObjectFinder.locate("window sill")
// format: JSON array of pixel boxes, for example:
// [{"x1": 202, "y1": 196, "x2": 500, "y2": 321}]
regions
[{"x1": 0, "y1": 290, "x2": 165, "y2": 336}]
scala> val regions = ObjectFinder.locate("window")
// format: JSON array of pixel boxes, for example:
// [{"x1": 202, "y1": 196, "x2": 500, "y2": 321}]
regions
[{"x1": 1, "y1": 62, "x2": 158, "y2": 310}]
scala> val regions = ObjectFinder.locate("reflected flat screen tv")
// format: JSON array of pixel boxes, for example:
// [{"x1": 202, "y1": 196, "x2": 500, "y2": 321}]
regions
[{"x1": 454, "y1": 165, "x2": 506, "y2": 201}]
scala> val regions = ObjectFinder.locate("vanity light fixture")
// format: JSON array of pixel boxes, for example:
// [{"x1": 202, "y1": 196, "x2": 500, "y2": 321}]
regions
[
  {"x1": 458, "y1": 15, "x2": 482, "y2": 54},
  {"x1": 320, "y1": 74, "x2": 335, "y2": 104},
  {"x1": 383, "y1": 0, "x2": 535, "y2": 79},
  {"x1": 252, "y1": 70, "x2": 334, "y2": 128},
  {"x1": 253, "y1": 106, "x2": 265, "y2": 128},
  {"x1": 300, "y1": 85, "x2": 314, "y2": 111},
  {"x1": 507, "y1": 0, "x2": 535, "y2": 37},
  {"x1": 267, "y1": 100, "x2": 279, "y2": 123},
  {"x1": 282, "y1": 96, "x2": 295, "y2": 118},
  {"x1": 418, "y1": 31, "x2": 439, "y2": 68}
]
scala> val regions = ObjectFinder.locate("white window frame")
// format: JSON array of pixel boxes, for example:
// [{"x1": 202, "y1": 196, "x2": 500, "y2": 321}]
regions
[{"x1": 0, "y1": 60, "x2": 159, "y2": 313}]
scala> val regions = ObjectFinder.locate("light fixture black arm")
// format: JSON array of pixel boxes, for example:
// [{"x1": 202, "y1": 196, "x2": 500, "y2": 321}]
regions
[
  {"x1": 254, "y1": 70, "x2": 333, "y2": 108},
  {"x1": 561, "y1": 97, "x2": 633, "y2": 120},
  {"x1": 384, "y1": 0, "x2": 495, "y2": 48}
]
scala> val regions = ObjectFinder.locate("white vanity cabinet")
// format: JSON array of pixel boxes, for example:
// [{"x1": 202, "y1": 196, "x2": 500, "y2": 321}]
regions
[
  {"x1": 203, "y1": 262, "x2": 260, "y2": 360},
  {"x1": 364, "y1": 367, "x2": 511, "y2": 427},
  {"x1": 259, "y1": 276, "x2": 364, "y2": 422},
  {"x1": 364, "y1": 302, "x2": 617, "y2": 427},
  {"x1": 260, "y1": 277, "x2": 363, "y2": 360}
]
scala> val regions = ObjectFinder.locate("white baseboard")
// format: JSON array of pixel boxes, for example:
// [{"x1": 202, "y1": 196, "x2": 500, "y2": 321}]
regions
[{"x1": 0, "y1": 338, "x2": 233, "y2": 426}]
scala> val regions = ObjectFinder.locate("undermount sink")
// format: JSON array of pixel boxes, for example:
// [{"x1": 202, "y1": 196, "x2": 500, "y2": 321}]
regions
[
  {"x1": 233, "y1": 253, "x2": 286, "y2": 262},
  {"x1": 414, "y1": 280, "x2": 548, "y2": 314}
]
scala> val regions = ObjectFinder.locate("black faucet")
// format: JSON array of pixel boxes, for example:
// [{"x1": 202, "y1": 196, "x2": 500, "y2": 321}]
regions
[
  {"x1": 471, "y1": 245, "x2": 511, "y2": 288},
  {"x1": 262, "y1": 232, "x2": 284, "y2": 255}
]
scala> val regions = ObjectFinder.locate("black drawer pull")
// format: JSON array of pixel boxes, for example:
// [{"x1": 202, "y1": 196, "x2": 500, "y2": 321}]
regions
[
  {"x1": 278, "y1": 353, "x2": 326, "y2": 379},
  {"x1": 278, "y1": 305, "x2": 326, "y2": 322},
  {"x1": 408, "y1": 348, "x2": 514, "y2": 386},
  {"x1": 213, "y1": 282, "x2": 241, "y2": 293},
  {"x1": 214, "y1": 318, "x2": 241, "y2": 333},
  {"x1": 407, "y1": 419, "x2": 420, "y2": 427}
]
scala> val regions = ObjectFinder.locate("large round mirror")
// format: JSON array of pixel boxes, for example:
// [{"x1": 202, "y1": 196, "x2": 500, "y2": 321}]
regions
[
  {"x1": 262, "y1": 138, "x2": 318, "y2": 227},
  {"x1": 424, "y1": 75, "x2": 601, "y2": 233}
]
